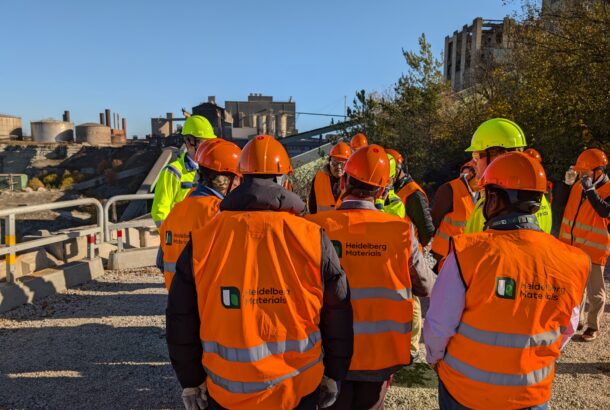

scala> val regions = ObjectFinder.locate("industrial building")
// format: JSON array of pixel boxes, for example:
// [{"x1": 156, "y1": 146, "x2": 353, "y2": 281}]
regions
[
  {"x1": 443, "y1": 17, "x2": 513, "y2": 92},
  {"x1": 224, "y1": 94, "x2": 296, "y2": 138}
]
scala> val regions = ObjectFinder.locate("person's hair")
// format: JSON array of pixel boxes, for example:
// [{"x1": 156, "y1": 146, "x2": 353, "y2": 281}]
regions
[
  {"x1": 199, "y1": 168, "x2": 231, "y2": 192},
  {"x1": 344, "y1": 175, "x2": 381, "y2": 198},
  {"x1": 486, "y1": 186, "x2": 542, "y2": 215}
]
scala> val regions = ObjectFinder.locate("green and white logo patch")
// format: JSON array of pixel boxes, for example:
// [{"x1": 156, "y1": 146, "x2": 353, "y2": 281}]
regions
[
  {"x1": 496, "y1": 277, "x2": 516, "y2": 300},
  {"x1": 221, "y1": 287, "x2": 241, "y2": 309},
  {"x1": 165, "y1": 231, "x2": 172, "y2": 245}
]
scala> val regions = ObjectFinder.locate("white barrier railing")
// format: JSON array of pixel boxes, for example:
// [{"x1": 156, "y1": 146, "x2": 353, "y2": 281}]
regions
[
  {"x1": 103, "y1": 194, "x2": 155, "y2": 242},
  {"x1": 0, "y1": 198, "x2": 104, "y2": 283}
]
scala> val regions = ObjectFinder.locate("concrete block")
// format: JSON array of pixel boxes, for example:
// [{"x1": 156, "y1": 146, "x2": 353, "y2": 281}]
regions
[
  {"x1": 0, "y1": 258, "x2": 104, "y2": 312},
  {"x1": 0, "y1": 247, "x2": 58, "y2": 280},
  {"x1": 23, "y1": 229, "x2": 88, "y2": 263},
  {"x1": 108, "y1": 246, "x2": 158, "y2": 270}
]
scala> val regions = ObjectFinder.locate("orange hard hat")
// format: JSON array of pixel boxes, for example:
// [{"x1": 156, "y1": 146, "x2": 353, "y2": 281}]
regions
[
  {"x1": 194, "y1": 139, "x2": 241, "y2": 175},
  {"x1": 344, "y1": 144, "x2": 390, "y2": 188},
  {"x1": 480, "y1": 152, "x2": 546, "y2": 192},
  {"x1": 238, "y1": 135, "x2": 293, "y2": 175},
  {"x1": 385, "y1": 148, "x2": 404, "y2": 165},
  {"x1": 350, "y1": 133, "x2": 369, "y2": 151},
  {"x1": 574, "y1": 148, "x2": 608, "y2": 172},
  {"x1": 329, "y1": 142, "x2": 352, "y2": 161},
  {"x1": 524, "y1": 148, "x2": 542, "y2": 163}
]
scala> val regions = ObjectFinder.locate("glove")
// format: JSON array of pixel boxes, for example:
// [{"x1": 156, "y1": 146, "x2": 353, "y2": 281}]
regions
[
  {"x1": 564, "y1": 167, "x2": 578, "y2": 185},
  {"x1": 580, "y1": 175, "x2": 594, "y2": 192},
  {"x1": 182, "y1": 382, "x2": 208, "y2": 410},
  {"x1": 318, "y1": 376, "x2": 340, "y2": 408}
]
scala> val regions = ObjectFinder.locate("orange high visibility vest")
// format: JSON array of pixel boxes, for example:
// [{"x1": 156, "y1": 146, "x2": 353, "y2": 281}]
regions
[
  {"x1": 438, "y1": 229, "x2": 589, "y2": 409},
  {"x1": 306, "y1": 209, "x2": 413, "y2": 377},
  {"x1": 559, "y1": 181, "x2": 610, "y2": 265},
  {"x1": 397, "y1": 180, "x2": 428, "y2": 204},
  {"x1": 192, "y1": 211, "x2": 325, "y2": 410},
  {"x1": 159, "y1": 193, "x2": 221, "y2": 289},
  {"x1": 431, "y1": 177, "x2": 475, "y2": 258},
  {"x1": 312, "y1": 168, "x2": 338, "y2": 212}
]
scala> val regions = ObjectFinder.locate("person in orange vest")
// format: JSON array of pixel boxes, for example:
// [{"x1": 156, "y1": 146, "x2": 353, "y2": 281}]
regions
[
  {"x1": 556, "y1": 148, "x2": 609, "y2": 342},
  {"x1": 350, "y1": 133, "x2": 368, "y2": 151},
  {"x1": 424, "y1": 152, "x2": 589, "y2": 409},
  {"x1": 166, "y1": 135, "x2": 353, "y2": 410},
  {"x1": 308, "y1": 141, "x2": 352, "y2": 213},
  {"x1": 306, "y1": 145, "x2": 435, "y2": 410},
  {"x1": 524, "y1": 148, "x2": 553, "y2": 204},
  {"x1": 430, "y1": 160, "x2": 479, "y2": 265},
  {"x1": 391, "y1": 149, "x2": 435, "y2": 247},
  {"x1": 158, "y1": 139, "x2": 241, "y2": 289}
]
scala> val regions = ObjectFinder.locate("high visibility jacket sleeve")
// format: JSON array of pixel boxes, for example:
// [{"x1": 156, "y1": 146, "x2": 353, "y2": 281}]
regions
[
  {"x1": 423, "y1": 251, "x2": 465, "y2": 365},
  {"x1": 152, "y1": 165, "x2": 184, "y2": 225},
  {"x1": 319, "y1": 230, "x2": 354, "y2": 380},
  {"x1": 408, "y1": 226, "x2": 436, "y2": 297},
  {"x1": 405, "y1": 192, "x2": 435, "y2": 246},
  {"x1": 166, "y1": 240, "x2": 206, "y2": 388}
]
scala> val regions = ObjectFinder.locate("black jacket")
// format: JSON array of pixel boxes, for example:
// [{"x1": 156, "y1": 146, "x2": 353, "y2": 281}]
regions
[
  {"x1": 166, "y1": 176, "x2": 353, "y2": 388},
  {"x1": 396, "y1": 175, "x2": 435, "y2": 246}
]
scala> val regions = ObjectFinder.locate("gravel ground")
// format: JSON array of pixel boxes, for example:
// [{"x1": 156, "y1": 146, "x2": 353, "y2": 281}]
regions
[
  {"x1": 0, "y1": 267, "x2": 182, "y2": 410},
  {"x1": 0, "y1": 266, "x2": 608, "y2": 409}
]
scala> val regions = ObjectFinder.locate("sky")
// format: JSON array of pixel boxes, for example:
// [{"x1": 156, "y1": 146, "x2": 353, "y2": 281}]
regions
[{"x1": 0, "y1": 0, "x2": 524, "y2": 138}]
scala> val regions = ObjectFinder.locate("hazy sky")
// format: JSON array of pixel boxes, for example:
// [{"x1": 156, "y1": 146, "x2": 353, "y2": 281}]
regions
[{"x1": 0, "y1": 0, "x2": 523, "y2": 137}]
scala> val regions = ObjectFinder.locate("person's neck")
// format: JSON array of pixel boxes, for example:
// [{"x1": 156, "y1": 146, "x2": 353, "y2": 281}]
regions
[{"x1": 342, "y1": 194, "x2": 375, "y2": 203}]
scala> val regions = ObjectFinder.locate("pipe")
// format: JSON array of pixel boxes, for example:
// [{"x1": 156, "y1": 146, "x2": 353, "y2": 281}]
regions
[
  {"x1": 63, "y1": 110, "x2": 71, "y2": 122},
  {"x1": 100, "y1": 113, "x2": 105, "y2": 125},
  {"x1": 122, "y1": 118, "x2": 127, "y2": 134},
  {"x1": 105, "y1": 109, "x2": 111, "y2": 127}
]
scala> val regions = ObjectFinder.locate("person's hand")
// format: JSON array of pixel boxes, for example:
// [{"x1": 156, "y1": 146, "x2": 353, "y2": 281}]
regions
[
  {"x1": 182, "y1": 382, "x2": 208, "y2": 410},
  {"x1": 564, "y1": 167, "x2": 578, "y2": 185},
  {"x1": 581, "y1": 175, "x2": 594, "y2": 192},
  {"x1": 319, "y1": 376, "x2": 340, "y2": 408}
]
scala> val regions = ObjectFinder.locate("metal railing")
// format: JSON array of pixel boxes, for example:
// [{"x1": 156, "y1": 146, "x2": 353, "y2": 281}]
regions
[
  {"x1": 103, "y1": 194, "x2": 155, "y2": 242},
  {"x1": 0, "y1": 198, "x2": 104, "y2": 283}
]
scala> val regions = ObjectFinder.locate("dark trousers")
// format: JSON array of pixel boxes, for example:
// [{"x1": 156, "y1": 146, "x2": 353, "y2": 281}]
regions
[
  {"x1": 438, "y1": 380, "x2": 549, "y2": 410},
  {"x1": 208, "y1": 386, "x2": 320, "y2": 410},
  {"x1": 326, "y1": 380, "x2": 387, "y2": 410}
]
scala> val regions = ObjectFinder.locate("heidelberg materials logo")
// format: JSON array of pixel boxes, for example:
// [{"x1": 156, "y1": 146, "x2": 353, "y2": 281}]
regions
[
  {"x1": 331, "y1": 240, "x2": 342, "y2": 258},
  {"x1": 221, "y1": 287, "x2": 241, "y2": 309},
  {"x1": 496, "y1": 277, "x2": 516, "y2": 300},
  {"x1": 165, "y1": 231, "x2": 172, "y2": 245}
]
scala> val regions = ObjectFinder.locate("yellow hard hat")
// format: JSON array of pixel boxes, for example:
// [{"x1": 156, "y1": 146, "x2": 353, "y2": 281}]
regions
[
  {"x1": 465, "y1": 118, "x2": 527, "y2": 152},
  {"x1": 181, "y1": 115, "x2": 216, "y2": 139}
]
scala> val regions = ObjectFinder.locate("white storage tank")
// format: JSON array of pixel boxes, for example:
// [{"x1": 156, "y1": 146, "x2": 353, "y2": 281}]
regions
[
  {"x1": 0, "y1": 114, "x2": 23, "y2": 139},
  {"x1": 31, "y1": 119, "x2": 74, "y2": 142},
  {"x1": 75, "y1": 123, "x2": 111, "y2": 145}
]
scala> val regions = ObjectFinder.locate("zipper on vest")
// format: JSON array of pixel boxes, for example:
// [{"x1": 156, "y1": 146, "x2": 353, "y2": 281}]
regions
[{"x1": 570, "y1": 191, "x2": 587, "y2": 245}]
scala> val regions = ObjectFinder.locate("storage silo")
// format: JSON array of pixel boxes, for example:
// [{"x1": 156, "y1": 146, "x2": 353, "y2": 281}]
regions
[
  {"x1": 75, "y1": 123, "x2": 112, "y2": 145},
  {"x1": 0, "y1": 114, "x2": 23, "y2": 139},
  {"x1": 31, "y1": 119, "x2": 74, "y2": 142}
]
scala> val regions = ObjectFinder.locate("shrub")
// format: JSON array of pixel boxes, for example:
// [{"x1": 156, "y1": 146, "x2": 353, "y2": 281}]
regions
[{"x1": 28, "y1": 177, "x2": 45, "y2": 190}]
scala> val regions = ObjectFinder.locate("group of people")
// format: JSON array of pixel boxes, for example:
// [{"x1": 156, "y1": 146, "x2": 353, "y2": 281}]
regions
[{"x1": 151, "y1": 114, "x2": 609, "y2": 409}]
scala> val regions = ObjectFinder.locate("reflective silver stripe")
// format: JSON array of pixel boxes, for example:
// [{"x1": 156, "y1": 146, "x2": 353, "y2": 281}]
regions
[
  {"x1": 457, "y1": 322, "x2": 563, "y2": 348},
  {"x1": 155, "y1": 220, "x2": 163, "y2": 228},
  {"x1": 562, "y1": 217, "x2": 573, "y2": 226},
  {"x1": 436, "y1": 231, "x2": 452, "y2": 241},
  {"x1": 317, "y1": 205, "x2": 334, "y2": 212},
  {"x1": 165, "y1": 164, "x2": 182, "y2": 180},
  {"x1": 205, "y1": 354, "x2": 322, "y2": 394},
  {"x1": 559, "y1": 232, "x2": 571, "y2": 241},
  {"x1": 573, "y1": 221, "x2": 608, "y2": 236},
  {"x1": 351, "y1": 287, "x2": 412, "y2": 301},
  {"x1": 163, "y1": 262, "x2": 176, "y2": 273},
  {"x1": 181, "y1": 182, "x2": 194, "y2": 189},
  {"x1": 202, "y1": 331, "x2": 321, "y2": 363},
  {"x1": 443, "y1": 216, "x2": 467, "y2": 228},
  {"x1": 572, "y1": 236, "x2": 610, "y2": 251},
  {"x1": 353, "y1": 320, "x2": 412, "y2": 335},
  {"x1": 444, "y1": 353, "x2": 554, "y2": 387}
]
